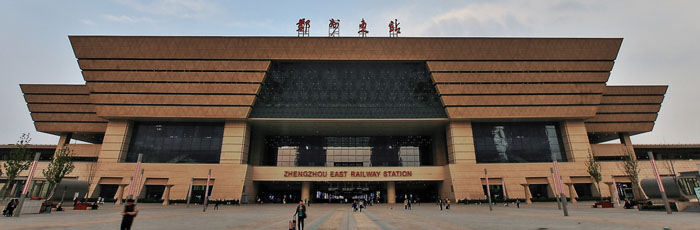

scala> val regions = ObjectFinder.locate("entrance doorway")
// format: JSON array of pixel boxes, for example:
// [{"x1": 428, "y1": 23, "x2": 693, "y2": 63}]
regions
[
  {"x1": 257, "y1": 181, "x2": 301, "y2": 203},
  {"x1": 396, "y1": 181, "x2": 439, "y2": 203},
  {"x1": 313, "y1": 181, "x2": 385, "y2": 203}
]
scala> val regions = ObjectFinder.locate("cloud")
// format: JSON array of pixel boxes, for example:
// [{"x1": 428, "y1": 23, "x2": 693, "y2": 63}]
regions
[
  {"x1": 102, "y1": 14, "x2": 157, "y2": 23},
  {"x1": 81, "y1": 19, "x2": 96, "y2": 25},
  {"x1": 114, "y1": 0, "x2": 219, "y2": 19}
]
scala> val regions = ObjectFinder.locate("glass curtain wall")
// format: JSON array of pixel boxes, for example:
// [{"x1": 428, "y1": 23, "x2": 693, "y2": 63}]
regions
[
  {"x1": 473, "y1": 123, "x2": 567, "y2": 163},
  {"x1": 126, "y1": 122, "x2": 224, "y2": 163}
]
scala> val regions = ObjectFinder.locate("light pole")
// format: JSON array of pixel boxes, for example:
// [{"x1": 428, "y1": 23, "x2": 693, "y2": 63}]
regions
[
  {"x1": 485, "y1": 169, "x2": 493, "y2": 211},
  {"x1": 14, "y1": 152, "x2": 41, "y2": 217},
  {"x1": 648, "y1": 151, "x2": 672, "y2": 214}
]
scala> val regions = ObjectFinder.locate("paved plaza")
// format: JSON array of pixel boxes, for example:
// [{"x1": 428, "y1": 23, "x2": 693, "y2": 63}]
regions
[{"x1": 2, "y1": 202, "x2": 699, "y2": 230}]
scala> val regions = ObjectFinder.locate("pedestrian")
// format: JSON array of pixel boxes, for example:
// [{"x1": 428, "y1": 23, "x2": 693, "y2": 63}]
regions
[
  {"x1": 3, "y1": 199, "x2": 17, "y2": 217},
  {"x1": 407, "y1": 199, "x2": 412, "y2": 210},
  {"x1": 352, "y1": 200, "x2": 357, "y2": 212},
  {"x1": 121, "y1": 198, "x2": 139, "y2": 230},
  {"x1": 294, "y1": 201, "x2": 307, "y2": 230},
  {"x1": 446, "y1": 198, "x2": 451, "y2": 210},
  {"x1": 404, "y1": 199, "x2": 408, "y2": 210},
  {"x1": 439, "y1": 199, "x2": 443, "y2": 210},
  {"x1": 214, "y1": 200, "x2": 219, "y2": 210},
  {"x1": 516, "y1": 199, "x2": 520, "y2": 208},
  {"x1": 359, "y1": 200, "x2": 364, "y2": 212}
]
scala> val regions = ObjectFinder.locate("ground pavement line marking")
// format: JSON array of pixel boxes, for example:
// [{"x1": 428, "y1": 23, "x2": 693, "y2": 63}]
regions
[
  {"x1": 352, "y1": 211, "x2": 382, "y2": 230},
  {"x1": 359, "y1": 211, "x2": 387, "y2": 230},
  {"x1": 308, "y1": 208, "x2": 340, "y2": 230},
  {"x1": 317, "y1": 208, "x2": 345, "y2": 230}
]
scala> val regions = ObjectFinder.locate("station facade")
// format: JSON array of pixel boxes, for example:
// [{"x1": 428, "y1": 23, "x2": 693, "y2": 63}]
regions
[{"x1": 12, "y1": 36, "x2": 700, "y2": 204}]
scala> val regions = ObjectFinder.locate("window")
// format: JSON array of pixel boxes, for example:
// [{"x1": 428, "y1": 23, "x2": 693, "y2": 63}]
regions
[
  {"x1": 125, "y1": 122, "x2": 224, "y2": 163},
  {"x1": 265, "y1": 136, "x2": 432, "y2": 167},
  {"x1": 473, "y1": 123, "x2": 567, "y2": 163},
  {"x1": 250, "y1": 61, "x2": 446, "y2": 119}
]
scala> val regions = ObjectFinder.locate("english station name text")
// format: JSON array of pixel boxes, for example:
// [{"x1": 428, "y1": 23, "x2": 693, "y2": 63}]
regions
[{"x1": 283, "y1": 170, "x2": 413, "y2": 178}]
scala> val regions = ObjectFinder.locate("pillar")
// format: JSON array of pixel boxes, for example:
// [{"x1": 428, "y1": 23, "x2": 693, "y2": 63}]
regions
[
  {"x1": 387, "y1": 181, "x2": 396, "y2": 204},
  {"x1": 115, "y1": 184, "x2": 126, "y2": 205},
  {"x1": 566, "y1": 183, "x2": 577, "y2": 203},
  {"x1": 521, "y1": 184, "x2": 532, "y2": 204},
  {"x1": 606, "y1": 182, "x2": 617, "y2": 203},
  {"x1": 162, "y1": 185, "x2": 173, "y2": 206},
  {"x1": 301, "y1": 182, "x2": 311, "y2": 202}
]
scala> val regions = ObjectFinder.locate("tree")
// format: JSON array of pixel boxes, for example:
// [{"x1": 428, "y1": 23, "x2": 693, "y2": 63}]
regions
[
  {"x1": 84, "y1": 161, "x2": 99, "y2": 199},
  {"x1": 618, "y1": 148, "x2": 645, "y2": 200},
  {"x1": 1, "y1": 133, "x2": 33, "y2": 198},
  {"x1": 584, "y1": 151, "x2": 602, "y2": 199},
  {"x1": 43, "y1": 146, "x2": 75, "y2": 201}
]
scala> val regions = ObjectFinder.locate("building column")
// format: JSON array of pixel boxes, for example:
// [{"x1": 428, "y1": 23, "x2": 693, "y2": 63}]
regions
[
  {"x1": 606, "y1": 182, "x2": 617, "y2": 203},
  {"x1": 301, "y1": 182, "x2": 311, "y2": 203},
  {"x1": 566, "y1": 183, "x2": 577, "y2": 203},
  {"x1": 387, "y1": 181, "x2": 396, "y2": 204},
  {"x1": 521, "y1": 184, "x2": 532, "y2": 204},
  {"x1": 162, "y1": 185, "x2": 173, "y2": 206},
  {"x1": 115, "y1": 184, "x2": 126, "y2": 205}
]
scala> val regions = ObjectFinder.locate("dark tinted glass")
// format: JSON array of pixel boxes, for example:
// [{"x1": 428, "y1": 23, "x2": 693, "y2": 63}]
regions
[
  {"x1": 250, "y1": 61, "x2": 447, "y2": 118},
  {"x1": 264, "y1": 136, "x2": 432, "y2": 167},
  {"x1": 473, "y1": 123, "x2": 567, "y2": 163},
  {"x1": 126, "y1": 122, "x2": 224, "y2": 163}
]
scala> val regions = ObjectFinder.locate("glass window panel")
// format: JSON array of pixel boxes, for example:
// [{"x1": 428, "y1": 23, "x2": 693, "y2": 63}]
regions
[
  {"x1": 473, "y1": 122, "x2": 567, "y2": 163},
  {"x1": 126, "y1": 122, "x2": 223, "y2": 163}
]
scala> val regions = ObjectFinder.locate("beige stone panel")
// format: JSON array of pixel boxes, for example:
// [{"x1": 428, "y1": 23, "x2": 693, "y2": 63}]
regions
[
  {"x1": 596, "y1": 105, "x2": 661, "y2": 113},
  {"x1": 65, "y1": 144, "x2": 101, "y2": 157},
  {"x1": 437, "y1": 83, "x2": 605, "y2": 95},
  {"x1": 586, "y1": 114, "x2": 658, "y2": 122},
  {"x1": 24, "y1": 94, "x2": 92, "y2": 104},
  {"x1": 219, "y1": 121, "x2": 249, "y2": 164},
  {"x1": 28, "y1": 104, "x2": 96, "y2": 113},
  {"x1": 95, "y1": 105, "x2": 250, "y2": 119},
  {"x1": 428, "y1": 61, "x2": 614, "y2": 72},
  {"x1": 97, "y1": 121, "x2": 131, "y2": 163},
  {"x1": 34, "y1": 122, "x2": 107, "y2": 133},
  {"x1": 20, "y1": 84, "x2": 90, "y2": 94},
  {"x1": 432, "y1": 72, "x2": 610, "y2": 83},
  {"x1": 88, "y1": 162, "x2": 249, "y2": 200},
  {"x1": 87, "y1": 82, "x2": 260, "y2": 94},
  {"x1": 31, "y1": 113, "x2": 106, "y2": 122},
  {"x1": 441, "y1": 95, "x2": 603, "y2": 106},
  {"x1": 585, "y1": 122, "x2": 655, "y2": 133},
  {"x1": 91, "y1": 94, "x2": 256, "y2": 106},
  {"x1": 78, "y1": 60, "x2": 269, "y2": 71},
  {"x1": 446, "y1": 106, "x2": 598, "y2": 119},
  {"x1": 591, "y1": 144, "x2": 627, "y2": 157},
  {"x1": 600, "y1": 95, "x2": 665, "y2": 104},
  {"x1": 70, "y1": 37, "x2": 623, "y2": 61},
  {"x1": 604, "y1": 85, "x2": 668, "y2": 95},
  {"x1": 83, "y1": 71, "x2": 266, "y2": 83}
]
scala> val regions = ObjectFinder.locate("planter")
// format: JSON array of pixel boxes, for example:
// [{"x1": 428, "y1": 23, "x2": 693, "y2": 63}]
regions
[
  {"x1": 593, "y1": 202, "x2": 614, "y2": 208},
  {"x1": 74, "y1": 203, "x2": 89, "y2": 210}
]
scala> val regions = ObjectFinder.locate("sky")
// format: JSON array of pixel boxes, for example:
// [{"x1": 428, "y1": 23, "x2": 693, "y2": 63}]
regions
[{"x1": 0, "y1": 0, "x2": 698, "y2": 145}]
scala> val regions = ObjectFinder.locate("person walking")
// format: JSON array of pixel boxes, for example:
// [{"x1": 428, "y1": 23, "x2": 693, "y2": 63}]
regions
[
  {"x1": 214, "y1": 200, "x2": 219, "y2": 210},
  {"x1": 446, "y1": 198, "x2": 451, "y2": 210},
  {"x1": 407, "y1": 199, "x2": 412, "y2": 210},
  {"x1": 404, "y1": 199, "x2": 408, "y2": 210},
  {"x1": 516, "y1": 199, "x2": 520, "y2": 208},
  {"x1": 439, "y1": 198, "x2": 443, "y2": 210},
  {"x1": 4, "y1": 199, "x2": 17, "y2": 217},
  {"x1": 121, "y1": 199, "x2": 139, "y2": 230},
  {"x1": 294, "y1": 201, "x2": 307, "y2": 230}
]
